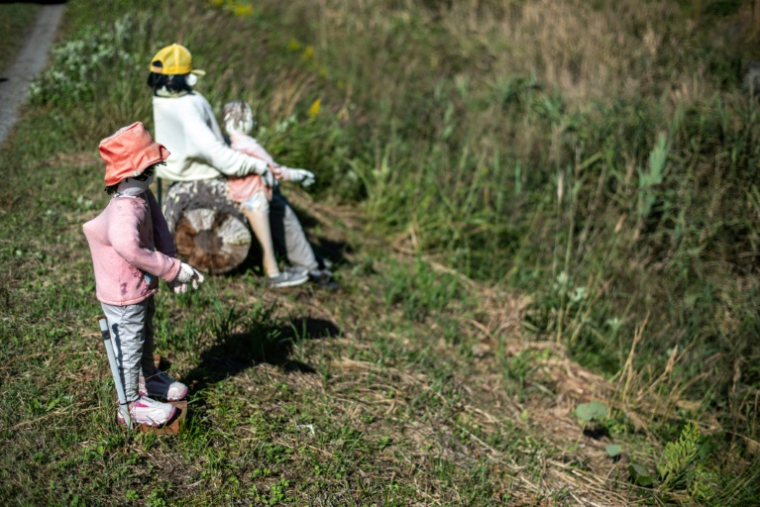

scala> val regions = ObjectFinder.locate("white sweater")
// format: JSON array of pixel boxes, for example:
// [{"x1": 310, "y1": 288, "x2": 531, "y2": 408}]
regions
[{"x1": 152, "y1": 92, "x2": 268, "y2": 182}]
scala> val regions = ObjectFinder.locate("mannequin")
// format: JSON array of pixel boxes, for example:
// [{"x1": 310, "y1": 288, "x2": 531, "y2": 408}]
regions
[
  {"x1": 84, "y1": 122, "x2": 204, "y2": 427},
  {"x1": 223, "y1": 101, "x2": 334, "y2": 288},
  {"x1": 223, "y1": 101, "x2": 315, "y2": 286}
]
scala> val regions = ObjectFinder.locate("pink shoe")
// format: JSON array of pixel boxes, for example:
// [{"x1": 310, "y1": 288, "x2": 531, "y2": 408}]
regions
[
  {"x1": 117, "y1": 396, "x2": 176, "y2": 427},
  {"x1": 139, "y1": 370, "x2": 188, "y2": 401}
]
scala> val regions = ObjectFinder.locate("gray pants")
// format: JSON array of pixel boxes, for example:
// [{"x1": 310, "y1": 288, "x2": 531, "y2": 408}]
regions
[
  {"x1": 101, "y1": 297, "x2": 156, "y2": 402},
  {"x1": 269, "y1": 190, "x2": 319, "y2": 271}
]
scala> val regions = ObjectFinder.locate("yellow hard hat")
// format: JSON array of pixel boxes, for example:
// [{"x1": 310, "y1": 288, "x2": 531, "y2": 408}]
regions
[{"x1": 149, "y1": 43, "x2": 205, "y2": 76}]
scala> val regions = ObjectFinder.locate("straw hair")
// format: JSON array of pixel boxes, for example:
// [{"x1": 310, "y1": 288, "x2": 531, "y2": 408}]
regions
[{"x1": 222, "y1": 101, "x2": 251, "y2": 133}]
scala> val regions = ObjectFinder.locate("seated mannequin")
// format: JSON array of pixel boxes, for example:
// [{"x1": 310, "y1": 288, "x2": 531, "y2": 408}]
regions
[
  {"x1": 147, "y1": 44, "x2": 306, "y2": 286},
  {"x1": 223, "y1": 101, "x2": 334, "y2": 287}
]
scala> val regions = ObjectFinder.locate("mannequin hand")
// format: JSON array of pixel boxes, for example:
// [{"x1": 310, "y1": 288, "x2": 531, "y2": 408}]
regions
[
  {"x1": 288, "y1": 169, "x2": 315, "y2": 187},
  {"x1": 171, "y1": 262, "x2": 204, "y2": 293},
  {"x1": 270, "y1": 165, "x2": 285, "y2": 180},
  {"x1": 261, "y1": 165, "x2": 275, "y2": 188}
]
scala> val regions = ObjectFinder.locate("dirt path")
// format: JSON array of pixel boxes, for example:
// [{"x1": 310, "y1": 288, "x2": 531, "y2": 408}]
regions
[{"x1": 0, "y1": 4, "x2": 65, "y2": 147}]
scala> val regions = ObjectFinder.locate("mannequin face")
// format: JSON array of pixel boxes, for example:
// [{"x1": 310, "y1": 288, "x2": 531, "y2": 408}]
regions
[
  {"x1": 116, "y1": 166, "x2": 155, "y2": 195},
  {"x1": 135, "y1": 166, "x2": 156, "y2": 186}
]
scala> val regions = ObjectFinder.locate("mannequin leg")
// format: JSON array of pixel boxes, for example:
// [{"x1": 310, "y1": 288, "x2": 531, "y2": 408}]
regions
[
  {"x1": 269, "y1": 190, "x2": 318, "y2": 271},
  {"x1": 243, "y1": 207, "x2": 280, "y2": 277},
  {"x1": 101, "y1": 301, "x2": 147, "y2": 403},
  {"x1": 282, "y1": 204, "x2": 319, "y2": 270},
  {"x1": 140, "y1": 297, "x2": 156, "y2": 376}
]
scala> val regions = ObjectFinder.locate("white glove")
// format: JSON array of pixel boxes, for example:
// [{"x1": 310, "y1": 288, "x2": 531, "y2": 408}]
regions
[
  {"x1": 170, "y1": 262, "x2": 205, "y2": 293},
  {"x1": 288, "y1": 168, "x2": 315, "y2": 187}
]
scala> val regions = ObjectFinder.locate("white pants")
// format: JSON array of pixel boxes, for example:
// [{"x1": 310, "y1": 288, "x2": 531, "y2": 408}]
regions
[{"x1": 101, "y1": 297, "x2": 156, "y2": 402}]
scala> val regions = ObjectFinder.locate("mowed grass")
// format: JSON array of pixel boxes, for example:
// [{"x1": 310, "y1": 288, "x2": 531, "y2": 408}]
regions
[{"x1": 3, "y1": 0, "x2": 760, "y2": 505}]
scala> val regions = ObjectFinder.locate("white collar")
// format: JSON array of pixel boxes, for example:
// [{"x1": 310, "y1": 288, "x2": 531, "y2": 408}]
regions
[
  {"x1": 114, "y1": 175, "x2": 152, "y2": 197},
  {"x1": 155, "y1": 86, "x2": 189, "y2": 98}
]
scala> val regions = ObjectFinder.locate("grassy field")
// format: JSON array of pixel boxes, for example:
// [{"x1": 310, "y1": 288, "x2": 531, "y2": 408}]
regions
[
  {"x1": 2, "y1": 0, "x2": 760, "y2": 505},
  {"x1": 0, "y1": 3, "x2": 39, "y2": 74}
]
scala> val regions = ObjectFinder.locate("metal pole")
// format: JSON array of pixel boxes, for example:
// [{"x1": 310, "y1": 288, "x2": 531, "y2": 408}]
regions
[{"x1": 98, "y1": 318, "x2": 132, "y2": 429}]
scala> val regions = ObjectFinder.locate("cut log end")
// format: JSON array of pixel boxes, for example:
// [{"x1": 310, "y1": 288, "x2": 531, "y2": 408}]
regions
[
  {"x1": 175, "y1": 208, "x2": 251, "y2": 274},
  {"x1": 162, "y1": 180, "x2": 253, "y2": 275}
]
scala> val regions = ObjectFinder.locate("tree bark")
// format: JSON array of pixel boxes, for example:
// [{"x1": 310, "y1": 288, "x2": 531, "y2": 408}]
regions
[{"x1": 161, "y1": 179, "x2": 252, "y2": 274}]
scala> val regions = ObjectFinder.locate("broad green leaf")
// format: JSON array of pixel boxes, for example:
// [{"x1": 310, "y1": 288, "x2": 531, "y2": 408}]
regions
[
  {"x1": 575, "y1": 401, "x2": 608, "y2": 422},
  {"x1": 629, "y1": 463, "x2": 655, "y2": 486},
  {"x1": 605, "y1": 444, "x2": 621, "y2": 457}
]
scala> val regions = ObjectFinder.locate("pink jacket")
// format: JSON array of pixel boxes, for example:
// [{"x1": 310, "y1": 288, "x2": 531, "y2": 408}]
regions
[
  {"x1": 227, "y1": 134, "x2": 275, "y2": 202},
  {"x1": 83, "y1": 190, "x2": 181, "y2": 305}
]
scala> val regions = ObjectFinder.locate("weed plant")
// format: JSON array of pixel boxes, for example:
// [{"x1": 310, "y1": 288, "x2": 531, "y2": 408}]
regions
[{"x1": 239, "y1": 4, "x2": 760, "y2": 501}]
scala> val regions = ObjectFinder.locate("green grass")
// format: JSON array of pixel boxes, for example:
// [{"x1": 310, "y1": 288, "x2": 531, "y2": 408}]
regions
[
  {"x1": 0, "y1": 3, "x2": 38, "y2": 75},
  {"x1": 3, "y1": 0, "x2": 760, "y2": 504},
  {"x1": 0, "y1": 174, "x2": 597, "y2": 505}
]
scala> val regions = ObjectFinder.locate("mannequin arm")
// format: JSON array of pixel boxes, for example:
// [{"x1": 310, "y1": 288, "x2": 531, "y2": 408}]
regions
[
  {"x1": 146, "y1": 190, "x2": 177, "y2": 257},
  {"x1": 186, "y1": 108, "x2": 270, "y2": 178},
  {"x1": 109, "y1": 200, "x2": 181, "y2": 281}
]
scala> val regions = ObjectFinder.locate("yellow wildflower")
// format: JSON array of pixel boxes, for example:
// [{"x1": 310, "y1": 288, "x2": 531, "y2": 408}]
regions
[
  {"x1": 308, "y1": 99, "x2": 321, "y2": 118},
  {"x1": 302, "y1": 45, "x2": 315, "y2": 61},
  {"x1": 288, "y1": 39, "x2": 302, "y2": 52},
  {"x1": 233, "y1": 3, "x2": 254, "y2": 16}
]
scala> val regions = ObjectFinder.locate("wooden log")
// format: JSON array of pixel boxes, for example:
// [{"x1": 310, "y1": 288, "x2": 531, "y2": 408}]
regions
[{"x1": 162, "y1": 179, "x2": 252, "y2": 274}]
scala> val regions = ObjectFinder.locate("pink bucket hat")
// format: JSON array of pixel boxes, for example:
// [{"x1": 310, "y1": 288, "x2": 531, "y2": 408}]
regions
[{"x1": 99, "y1": 122, "x2": 170, "y2": 186}]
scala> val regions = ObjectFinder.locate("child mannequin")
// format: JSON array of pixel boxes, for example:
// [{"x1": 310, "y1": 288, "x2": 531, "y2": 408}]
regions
[
  {"x1": 223, "y1": 101, "x2": 317, "y2": 288},
  {"x1": 83, "y1": 122, "x2": 204, "y2": 427}
]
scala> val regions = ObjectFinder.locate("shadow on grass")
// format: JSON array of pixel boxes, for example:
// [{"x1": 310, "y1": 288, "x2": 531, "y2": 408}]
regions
[
  {"x1": 183, "y1": 316, "x2": 340, "y2": 393},
  {"x1": 583, "y1": 425, "x2": 611, "y2": 440}
]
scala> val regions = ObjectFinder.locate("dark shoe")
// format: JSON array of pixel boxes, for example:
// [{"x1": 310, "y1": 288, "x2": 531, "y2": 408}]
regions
[{"x1": 309, "y1": 269, "x2": 339, "y2": 290}]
